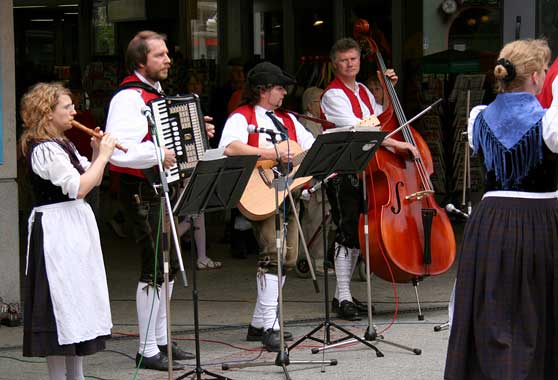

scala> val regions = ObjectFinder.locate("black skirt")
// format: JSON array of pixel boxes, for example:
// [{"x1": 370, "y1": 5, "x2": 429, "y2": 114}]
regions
[
  {"x1": 22, "y1": 212, "x2": 109, "y2": 357},
  {"x1": 445, "y1": 196, "x2": 558, "y2": 379}
]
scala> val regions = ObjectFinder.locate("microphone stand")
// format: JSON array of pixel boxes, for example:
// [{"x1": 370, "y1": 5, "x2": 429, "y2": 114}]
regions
[
  {"x1": 142, "y1": 108, "x2": 189, "y2": 379},
  {"x1": 463, "y1": 90, "x2": 473, "y2": 216},
  {"x1": 434, "y1": 91, "x2": 473, "y2": 333}
]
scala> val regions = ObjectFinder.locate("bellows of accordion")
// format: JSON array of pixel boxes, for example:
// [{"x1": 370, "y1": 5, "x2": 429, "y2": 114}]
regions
[{"x1": 148, "y1": 94, "x2": 209, "y2": 183}]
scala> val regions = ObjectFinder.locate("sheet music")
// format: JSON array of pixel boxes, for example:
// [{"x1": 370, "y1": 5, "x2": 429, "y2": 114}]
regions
[
  {"x1": 202, "y1": 147, "x2": 226, "y2": 161},
  {"x1": 323, "y1": 125, "x2": 381, "y2": 134}
]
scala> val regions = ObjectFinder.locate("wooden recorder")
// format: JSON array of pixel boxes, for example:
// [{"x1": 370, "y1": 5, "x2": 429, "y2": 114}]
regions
[{"x1": 70, "y1": 120, "x2": 128, "y2": 153}]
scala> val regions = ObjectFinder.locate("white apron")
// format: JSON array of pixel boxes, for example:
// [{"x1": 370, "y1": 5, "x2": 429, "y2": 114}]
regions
[{"x1": 27, "y1": 199, "x2": 112, "y2": 345}]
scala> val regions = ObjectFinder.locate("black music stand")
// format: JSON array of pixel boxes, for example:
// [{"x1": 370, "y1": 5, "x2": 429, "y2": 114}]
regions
[
  {"x1": 173, "y1": 154, "x2": 258, "y2": 380},
  {"x1": 288, "y1": 129, "x2": 387, "y2": 357}
]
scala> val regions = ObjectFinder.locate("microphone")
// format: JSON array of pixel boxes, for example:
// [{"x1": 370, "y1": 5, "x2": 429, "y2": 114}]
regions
[
  {"x1": 445, "y1": 203, "x2": 469, "y2": 219},
  {"x1": 247, "y1": 124, "x2": 286, "y2": 137},
  {"x1": 141, "y1": 106, "x2": 156, "y2": 127},
  {"x1": 301, "y1": 173, "x2": 338, "y2": 200}
]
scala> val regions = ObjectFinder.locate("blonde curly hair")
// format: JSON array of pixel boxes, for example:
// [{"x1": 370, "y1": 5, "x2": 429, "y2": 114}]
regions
[
  {"x1": 494, "y1": 39, "x2": 550, "y2": 93},
  {"x1": 19, "y1": 82, "x2": 71, "y2": 157}
]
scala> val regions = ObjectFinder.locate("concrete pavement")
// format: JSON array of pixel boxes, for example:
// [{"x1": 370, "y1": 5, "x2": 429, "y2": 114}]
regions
[{"x1": 0, "y1": 211, "x2": 460, "y2": 380}]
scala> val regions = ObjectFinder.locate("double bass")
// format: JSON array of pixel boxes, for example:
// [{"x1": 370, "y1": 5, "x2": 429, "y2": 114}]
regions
[{"x1": 359, "y1": 41, "x2": 456, "y2": 283}]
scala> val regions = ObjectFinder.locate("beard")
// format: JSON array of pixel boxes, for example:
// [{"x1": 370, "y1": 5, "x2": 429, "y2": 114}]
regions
[{"x1": 145, "y1": 66, "x2": 169, "y2": 82}]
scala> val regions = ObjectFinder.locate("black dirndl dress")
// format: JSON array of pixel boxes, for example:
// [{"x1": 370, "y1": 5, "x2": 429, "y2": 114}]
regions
[
  {"x1": 444, "y1": 195, "x2": 558, "y2": 379},
  {"x1": 23, "y1": 212, "x2": 109, "y2": 357}
]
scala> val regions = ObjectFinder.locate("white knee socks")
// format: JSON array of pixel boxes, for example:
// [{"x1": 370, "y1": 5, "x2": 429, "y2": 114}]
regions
[
  {"x1": 334, "y1": 244, "x2": 352, "y2": 302},
  {"x1": 250, "y1": 275, "x2": 265, "y2": 329},
  {"x1": 251, "y1": 273, "x2": 285, "y2": 331},
  {"x1": 155, "y1": 280, "x2": 174, "y2": 346},
  {"x1": 334, "y1": 244, "x2": 360, "y2": 302},
  {"x1": 137, "y1": 280, "x2": 174, "y2": 357},
  {"x1": 65, "y1": 356, "x2": 84, "y2": 380},
  {"x1": 47, "y1": 356, "x2": 65, "y2": 380},
  {"x1": 47, "y1": 356, "x2": 84, "y2": 380}
]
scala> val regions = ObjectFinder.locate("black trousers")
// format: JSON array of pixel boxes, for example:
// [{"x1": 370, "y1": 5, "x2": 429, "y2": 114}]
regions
[
  {"x1": 325, "y1": 174, "x2": 363, "y2": 249},
  {"x1": 118, "y1": 173, "x2": 180, "y2": 285}
]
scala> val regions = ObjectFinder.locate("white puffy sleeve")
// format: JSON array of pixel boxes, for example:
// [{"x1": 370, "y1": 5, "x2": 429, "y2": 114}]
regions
[{"x1": 31, "y1": 142, "x2": 82, "y2": 199}]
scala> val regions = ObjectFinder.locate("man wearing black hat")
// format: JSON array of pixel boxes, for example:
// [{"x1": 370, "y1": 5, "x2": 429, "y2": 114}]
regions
[{"x1": 219, "y1": 61, "x2": 315, "y2": 352}]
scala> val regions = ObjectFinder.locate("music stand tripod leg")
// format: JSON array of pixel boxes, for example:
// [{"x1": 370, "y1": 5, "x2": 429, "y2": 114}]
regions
[
  {"x1": 152, "y1": 186, "x2": 190, "y2": 379},
  {"x1": 176, "y1": 214, "x2": 231, "y2": 380},
  {"x1": 284, "y1": 180, "x2": 383, "y2": 359},
  {"x1": 161, "y1": 198, "x2": 174, "y2": 379},
  {"x1": 311, "y1": 171, "x2": 421, "y2": 356},
  {"x1": 285, "y1": 188, "x2": 320, "y2": 293}
]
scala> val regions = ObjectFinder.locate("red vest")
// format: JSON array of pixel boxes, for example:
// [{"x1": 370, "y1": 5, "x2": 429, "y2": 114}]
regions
[
  {"x1": 109, "y1": 73, "x2": 163, "y2": 179},
  {"x1": 232, "y1": 105, "x2": 298, "y2": 147},
  {"x1": 537, "y1": 58, "x2": 558, "y2": 108},
  {"x1": 321, "y1": 77, "x2": 374, "y2": 130}
]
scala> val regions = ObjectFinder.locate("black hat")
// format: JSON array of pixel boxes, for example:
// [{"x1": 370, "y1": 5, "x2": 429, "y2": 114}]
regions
[{"x1": 247, "y1": 61, "x2": 296, "y2": 86}]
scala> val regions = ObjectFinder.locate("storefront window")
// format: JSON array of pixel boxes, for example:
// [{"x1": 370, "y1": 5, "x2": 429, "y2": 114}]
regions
[
  {"x1": 191, "y1": 1, "x2": 218, "y2": 61},
  {"x1": 291, "y1": 2, "x2": 333, "y2": 88},
  {"x1": 538, "y1": 0, "x2": 558, "y2": 56},
  {"x1": 253, "y1": 1, "x2": 283, "y2": 65},
  {"x1": 92, "y1": 0, "x2": 115, "y2": 56},
  {"x1": 448, "y1": 6, "x2": 500, "y2": 53}
]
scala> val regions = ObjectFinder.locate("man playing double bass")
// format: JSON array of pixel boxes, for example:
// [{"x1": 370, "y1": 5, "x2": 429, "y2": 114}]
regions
[{"x1": 321, "y1": 37, "x2": 418, "y2": 321}]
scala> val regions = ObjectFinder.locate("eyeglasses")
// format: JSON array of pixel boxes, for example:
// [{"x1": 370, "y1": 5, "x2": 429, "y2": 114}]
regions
[{"x1": 62, "y1": 103, "x2": 76, "y2": 111}]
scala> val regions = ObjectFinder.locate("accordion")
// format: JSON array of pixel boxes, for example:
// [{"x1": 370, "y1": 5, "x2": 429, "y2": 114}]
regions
[{"x1": 148, "y1": 94, "x2": 209, "y2": 184}]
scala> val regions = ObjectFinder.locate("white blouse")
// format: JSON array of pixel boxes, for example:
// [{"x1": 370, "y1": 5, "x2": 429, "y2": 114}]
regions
[{"x1": 31, "y1": 141, "x2": 90, "y2": 199}]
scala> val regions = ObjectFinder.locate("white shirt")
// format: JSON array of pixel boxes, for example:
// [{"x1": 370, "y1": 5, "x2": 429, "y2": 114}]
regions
[
  {"x1": 31, "y1": 141, "x2": 90, "y2": 199},
  {"x1": 468, "y1": 89, "x2": 558, "y2": 153},
  {"x1": 321, "y1": 81, "x2": 383, "y2": 127},
  {"x1": 105, "y1": 71, "x2": 165, "y2": 169},
  {"x1": 219, "y1": 105, "x2": 315, "y2": 151}
]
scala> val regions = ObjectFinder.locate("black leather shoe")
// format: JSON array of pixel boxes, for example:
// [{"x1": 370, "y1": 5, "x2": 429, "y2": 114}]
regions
[
  {"x1": 246, "y1": 324, "x2": 293, "y2": 341},
  {"x1": 135, "y1": 352, "x2": 184, "y2": 371},
  {"x1": 158, "y1": 342, "x2": 195, "y2": 360},
  {"x1": 332, "y1": 298, "x2": 340, "y2": 313},
  {"x1": 262, "y1": 329, "x2": 285, "y2": 352},
  {"x1": 337, "y1": 300, "x2": 361, "y2": 321},
  {"x1": 352, "y1": 297, "x2": 375, "y2": 314},
  {"x1": 332, "y1": 297, "x2": 374, "y2": 315}
]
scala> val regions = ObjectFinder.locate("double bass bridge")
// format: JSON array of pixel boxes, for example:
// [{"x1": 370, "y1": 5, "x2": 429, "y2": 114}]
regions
[{"x1": 405, "y1": 190, "x2": 435, "y2": 201}]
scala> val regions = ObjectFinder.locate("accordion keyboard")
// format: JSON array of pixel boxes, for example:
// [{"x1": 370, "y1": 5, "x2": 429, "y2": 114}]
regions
[{"x1": 149, "y1": 95, "x2": 209, "y2": 183}]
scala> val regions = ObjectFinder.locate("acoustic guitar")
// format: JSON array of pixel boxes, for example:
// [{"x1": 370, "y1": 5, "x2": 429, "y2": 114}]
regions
[
  {"x1": 238, "y1": 140, "x2": 311, "y2": 221},
  {"x1": 238, "y1": 114, "x2": 381, "y2": 221}
]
